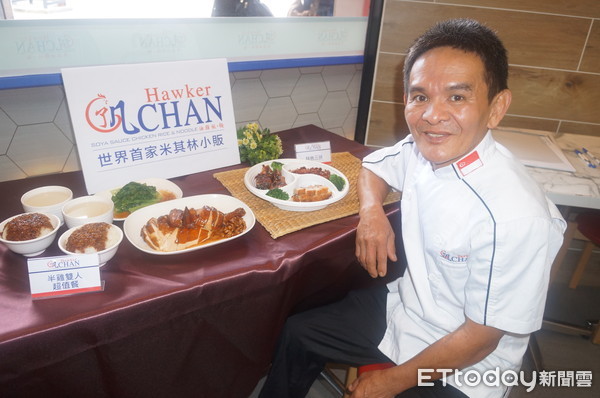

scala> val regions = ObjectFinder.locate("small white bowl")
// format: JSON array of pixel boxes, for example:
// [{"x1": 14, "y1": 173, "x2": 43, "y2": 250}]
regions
[
  {"x1": 58, "y1": 222, "x2": 123, "y2": 266},
  {"x1": 21, "y1": 186, "x2": 73, "y2": 226},
  {"x1": 0, "y1": 213, "x2": 61, "y2": 257},
  {"x1": 62, "y1": 195, "x2": 114, "y2": 229}
]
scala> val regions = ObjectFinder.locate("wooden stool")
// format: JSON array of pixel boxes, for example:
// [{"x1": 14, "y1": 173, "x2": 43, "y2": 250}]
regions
[{"x1": 568, "y1": 211, "x2": 600, "y2": 289}]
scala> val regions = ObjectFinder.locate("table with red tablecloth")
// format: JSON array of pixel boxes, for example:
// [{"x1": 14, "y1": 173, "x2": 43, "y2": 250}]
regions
[{"x1": 0, "y1": 125, "x2": 403, "y2": 398}]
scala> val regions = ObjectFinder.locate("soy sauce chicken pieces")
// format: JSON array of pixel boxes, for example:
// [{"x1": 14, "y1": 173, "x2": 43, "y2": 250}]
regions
[{"x1": 141, "y1": 206, "x2": 247, "y2": 252}]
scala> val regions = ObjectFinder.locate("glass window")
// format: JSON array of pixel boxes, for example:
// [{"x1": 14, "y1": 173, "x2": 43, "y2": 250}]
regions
[{"x1": 3, "y1": 1, "x2": 368, "y2": 20}]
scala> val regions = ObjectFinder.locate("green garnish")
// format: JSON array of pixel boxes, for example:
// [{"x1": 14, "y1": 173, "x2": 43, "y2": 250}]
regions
[
  {"x1": 111, "y1": 181, "x2": 160, "y2": 213},
  {"x1": 266, "y1": 188, "x2": 290, "y2": 201},
  {"x1": 271, "y1": 161, "x2": 283, "y2": 171},
  {"x1": 329, "y1": 174, "x2": 346, "y2": 191}
]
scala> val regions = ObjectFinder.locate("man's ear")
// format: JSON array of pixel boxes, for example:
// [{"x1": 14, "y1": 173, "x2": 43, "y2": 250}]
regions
[{"x1": 487, "y1": 89, "x2": 512, "y2": 129}]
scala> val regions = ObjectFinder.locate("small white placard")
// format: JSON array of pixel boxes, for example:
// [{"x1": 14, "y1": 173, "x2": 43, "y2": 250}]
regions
[
  {"x1": 295, "y1": 141, "x2": 331, "y2": 163},
  {"x1": 27, "y1": 254, "x2": 103, "y2": 299}
]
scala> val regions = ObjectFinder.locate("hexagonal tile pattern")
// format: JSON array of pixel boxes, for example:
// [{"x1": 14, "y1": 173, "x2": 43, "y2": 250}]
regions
[
  {"x1": 0, "y1": 155, "x2": 26, "y2": 182},
  {"x1": 322, "y1": 64, "x2": 356, "y2": 92},
  {"x1": 260, "y1": 68, "x2": 300, "y2": 97},
  {"x1": 0, "y1": 86, "x2": 64, "y2": 125},
  {"x1": 293, "y1": 113, "x2": 323, "y2": 129},
  {"x1": 318, "y1": 91, "x2": 351, "y2": 130},
  {"x1": 234, "y1": 70, "x2": 262, "y2": 79},
  {"x1": 0, "y1": 109, "x2": 17, "y2": 154},
  {"x1": 8, "y1": 123, "x2": 73, "y2": 176},
  {"x1": 54, "y1": 99, "x2": 75, "y2": 143},
  {"x1": 291, "y1": 73, "x2": 327, "y2": 114},
  {"x1": 231, "y1": 78, "x2": 268, "y2": 122},
  {"x1": 63, "y1": 147, "x2": 82, "y2": 173},
  {"x1": 0, "y1": 63, "x2": 365, "y2": 183},
  {"x1": 347, "y1": 70, "x2": 363, "y2": 108},
  {"x1": 259, "y1": 97, "x2": 297, "y2": 133},
  {"x1": 299, "y1": 66, "x2": 324, "y2": 74}
]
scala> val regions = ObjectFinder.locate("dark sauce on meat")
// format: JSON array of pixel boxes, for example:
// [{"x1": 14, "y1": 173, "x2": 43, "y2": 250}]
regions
[
  {"x1": 255, "y1": 165, "x2": 287, "y2": 190},
  {"x1": 66, "y1": 222, "x2": 111, "y2": 253},
  {"x1": 290, "y1": 167, "x2": 330, "y2": 179},
  {"x1": 2, "y1": 213, "x2": 53, "y2": 241}
]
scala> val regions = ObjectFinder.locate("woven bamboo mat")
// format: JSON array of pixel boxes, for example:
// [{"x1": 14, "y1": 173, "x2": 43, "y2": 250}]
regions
[{"x1": 213, "y1": 152, "x2": 401, "y2": 239}]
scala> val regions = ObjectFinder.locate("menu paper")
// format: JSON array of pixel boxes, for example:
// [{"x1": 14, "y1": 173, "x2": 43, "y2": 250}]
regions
[
  {"x1": 62, "y1": 59, "x2": 240, "y2": 194},
  {"x1": 27, "y1": 254, "x2": 103, "y2": 299},
  {"x1": 295, "y1": 141, "x2": 332, "y2": 163},
  {"x1": 492, "y1": 128, "x2": 575, "y2": 172}
]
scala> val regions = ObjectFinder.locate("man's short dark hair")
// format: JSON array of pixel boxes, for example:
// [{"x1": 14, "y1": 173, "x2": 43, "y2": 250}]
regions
[{"x1": 403, "y1": 18, "x2": 509, "y2": 102}]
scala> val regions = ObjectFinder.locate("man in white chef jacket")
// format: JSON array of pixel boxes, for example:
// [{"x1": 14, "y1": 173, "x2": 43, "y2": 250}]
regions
[{"x1": 259, "y1": 18, "x2": 566, "y2": 398}]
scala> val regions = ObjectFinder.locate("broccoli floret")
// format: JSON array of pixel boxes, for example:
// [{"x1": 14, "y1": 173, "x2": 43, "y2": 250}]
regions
[
  {"x1": 266, "y1": 188, "x2": 290, "y2": 201},
  {"x1": 271, "y1": 161, "x2": 283, "y2": 171},
  {"x1": 329, "y1": 174, "x2": 346, "y2": 191},
  {"x1": 111, "y1": 182, "x2": 160, "y2": 213}
]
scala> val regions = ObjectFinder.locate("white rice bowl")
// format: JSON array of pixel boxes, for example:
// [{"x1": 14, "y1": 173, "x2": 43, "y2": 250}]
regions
[
  {"x1": 0, "y1": 212, "x2": 60, "y2": 257},
  {"x1": 58, "y1": 223, "x2": 123, "y2": 266}
]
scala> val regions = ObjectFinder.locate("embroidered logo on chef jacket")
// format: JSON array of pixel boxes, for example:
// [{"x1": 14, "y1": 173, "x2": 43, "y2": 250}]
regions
[
  {"x1": 456, "y1": 151, "x2": 483, "y2": 176},
  {"x1": 439, "y1": 250, "x2": 468, "y2": 263}
]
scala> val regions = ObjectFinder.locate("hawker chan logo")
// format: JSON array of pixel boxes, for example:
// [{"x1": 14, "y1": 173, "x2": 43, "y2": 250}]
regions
[
  {"x1": 86, "y1": 94, "x2": 122, "y2": 133},
  {"x1": 84, "y1": 85, "x2": 225, "y2": 135},
  {"x1": 47, "y1": 258, "x2": 81, "y2": 269}
]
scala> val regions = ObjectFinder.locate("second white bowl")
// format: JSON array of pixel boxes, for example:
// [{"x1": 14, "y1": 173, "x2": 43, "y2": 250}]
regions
[
  {"x1": 58, "y1": 222, "x2": 123, "y2": 266},
  {"x1": 62, "y1": 195, "x2": 114, "y2": 229}
]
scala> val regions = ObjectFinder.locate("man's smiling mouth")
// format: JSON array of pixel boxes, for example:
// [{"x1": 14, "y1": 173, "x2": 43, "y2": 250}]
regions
[{"x1": 425, "y1": 132, "x2": 447, "y2": 138}]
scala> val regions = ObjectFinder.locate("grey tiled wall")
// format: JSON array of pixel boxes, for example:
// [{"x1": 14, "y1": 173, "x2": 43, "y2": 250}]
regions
[{"x1": 0, "y1": 63, "x2": 362, "y2": 183}]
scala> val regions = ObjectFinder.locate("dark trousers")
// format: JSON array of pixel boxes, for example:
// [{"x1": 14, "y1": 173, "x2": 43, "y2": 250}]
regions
[{"x1": 258, "y1": 285, "x2": 467, "y2": 398}]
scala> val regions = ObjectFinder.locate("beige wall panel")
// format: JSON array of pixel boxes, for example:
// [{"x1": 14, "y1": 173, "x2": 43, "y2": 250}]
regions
[
  {"x1": 366, "y1": 102, "x2": 408, "y2": 147},
  {"x1": 559, "y1": 122, "x2": 600, "y2": 136},
  {"x1": 508, "y1": 66, "x2": 600, "y2": 124},
  {"x1": 580, "y1": 21, "x2": 600, "y2": 73},
  {"x1": 364, "y1": 0, "x2": 600, "y2": 145},
  {"x1": 380, "y1": 1, "x2": 589, "y2": 70},
  {"x1": 498, "y1": 116, "x2": 560, "y2": 133},
  {"x1": 372, "y1": 53, "x2": 405, "y2": 103},
  {"x1": 441, "y1": 0, "x2": 600, "y2": 18}
]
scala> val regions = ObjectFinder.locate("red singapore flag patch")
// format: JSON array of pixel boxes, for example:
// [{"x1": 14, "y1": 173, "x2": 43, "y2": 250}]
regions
[{"x1": 456, "y1": 151, "x2": 483, "y2": 176}]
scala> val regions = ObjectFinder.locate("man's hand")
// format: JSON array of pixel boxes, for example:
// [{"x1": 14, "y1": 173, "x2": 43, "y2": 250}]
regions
[
  {"x1": 348, "y1": 367, "x2": 399, "y2": 398},
  {"x1": 356, "y1": 206, "x2": 397, "y2": 277},
  {"x1": 356, "y1": 167, "x2": 397, "y2": 277}
]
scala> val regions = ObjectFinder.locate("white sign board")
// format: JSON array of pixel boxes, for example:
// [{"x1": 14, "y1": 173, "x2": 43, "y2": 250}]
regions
[
  {"x1": 28, "y1": 254, "x2": 102, "y2": 299},
  {"x1": 62, "y1": 59, "x2": 240, "y2": 194},
  {"x1": 295, "y1": 141, "x2": 332, "y2": 163}
]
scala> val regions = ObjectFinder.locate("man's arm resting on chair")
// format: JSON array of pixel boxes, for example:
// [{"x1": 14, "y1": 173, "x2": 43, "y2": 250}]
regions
[{"x1": 348, "y1": 317, "x2": 505, "y2": 398}]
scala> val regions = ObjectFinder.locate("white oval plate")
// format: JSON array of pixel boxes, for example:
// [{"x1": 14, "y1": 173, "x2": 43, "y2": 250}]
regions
[
  {"x1": 244, "y1": 159, "x2": 349, "y2": 212},
  {"x1": 95, "y1": 178, "x2": 183, "y2": 221},
  {"x1": 123, "y1": 194, "x2": 255, "y2": 255}
]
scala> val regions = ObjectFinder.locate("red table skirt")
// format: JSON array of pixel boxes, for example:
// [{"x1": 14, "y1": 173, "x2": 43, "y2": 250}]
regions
[{"x1": 0, "y1": 125, "x2": 402, "y2": 397}]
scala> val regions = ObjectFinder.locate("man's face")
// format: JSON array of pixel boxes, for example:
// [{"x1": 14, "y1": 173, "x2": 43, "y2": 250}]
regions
[{"x1": 404, "y1": 47, "x2": 510, "y2": 169}]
